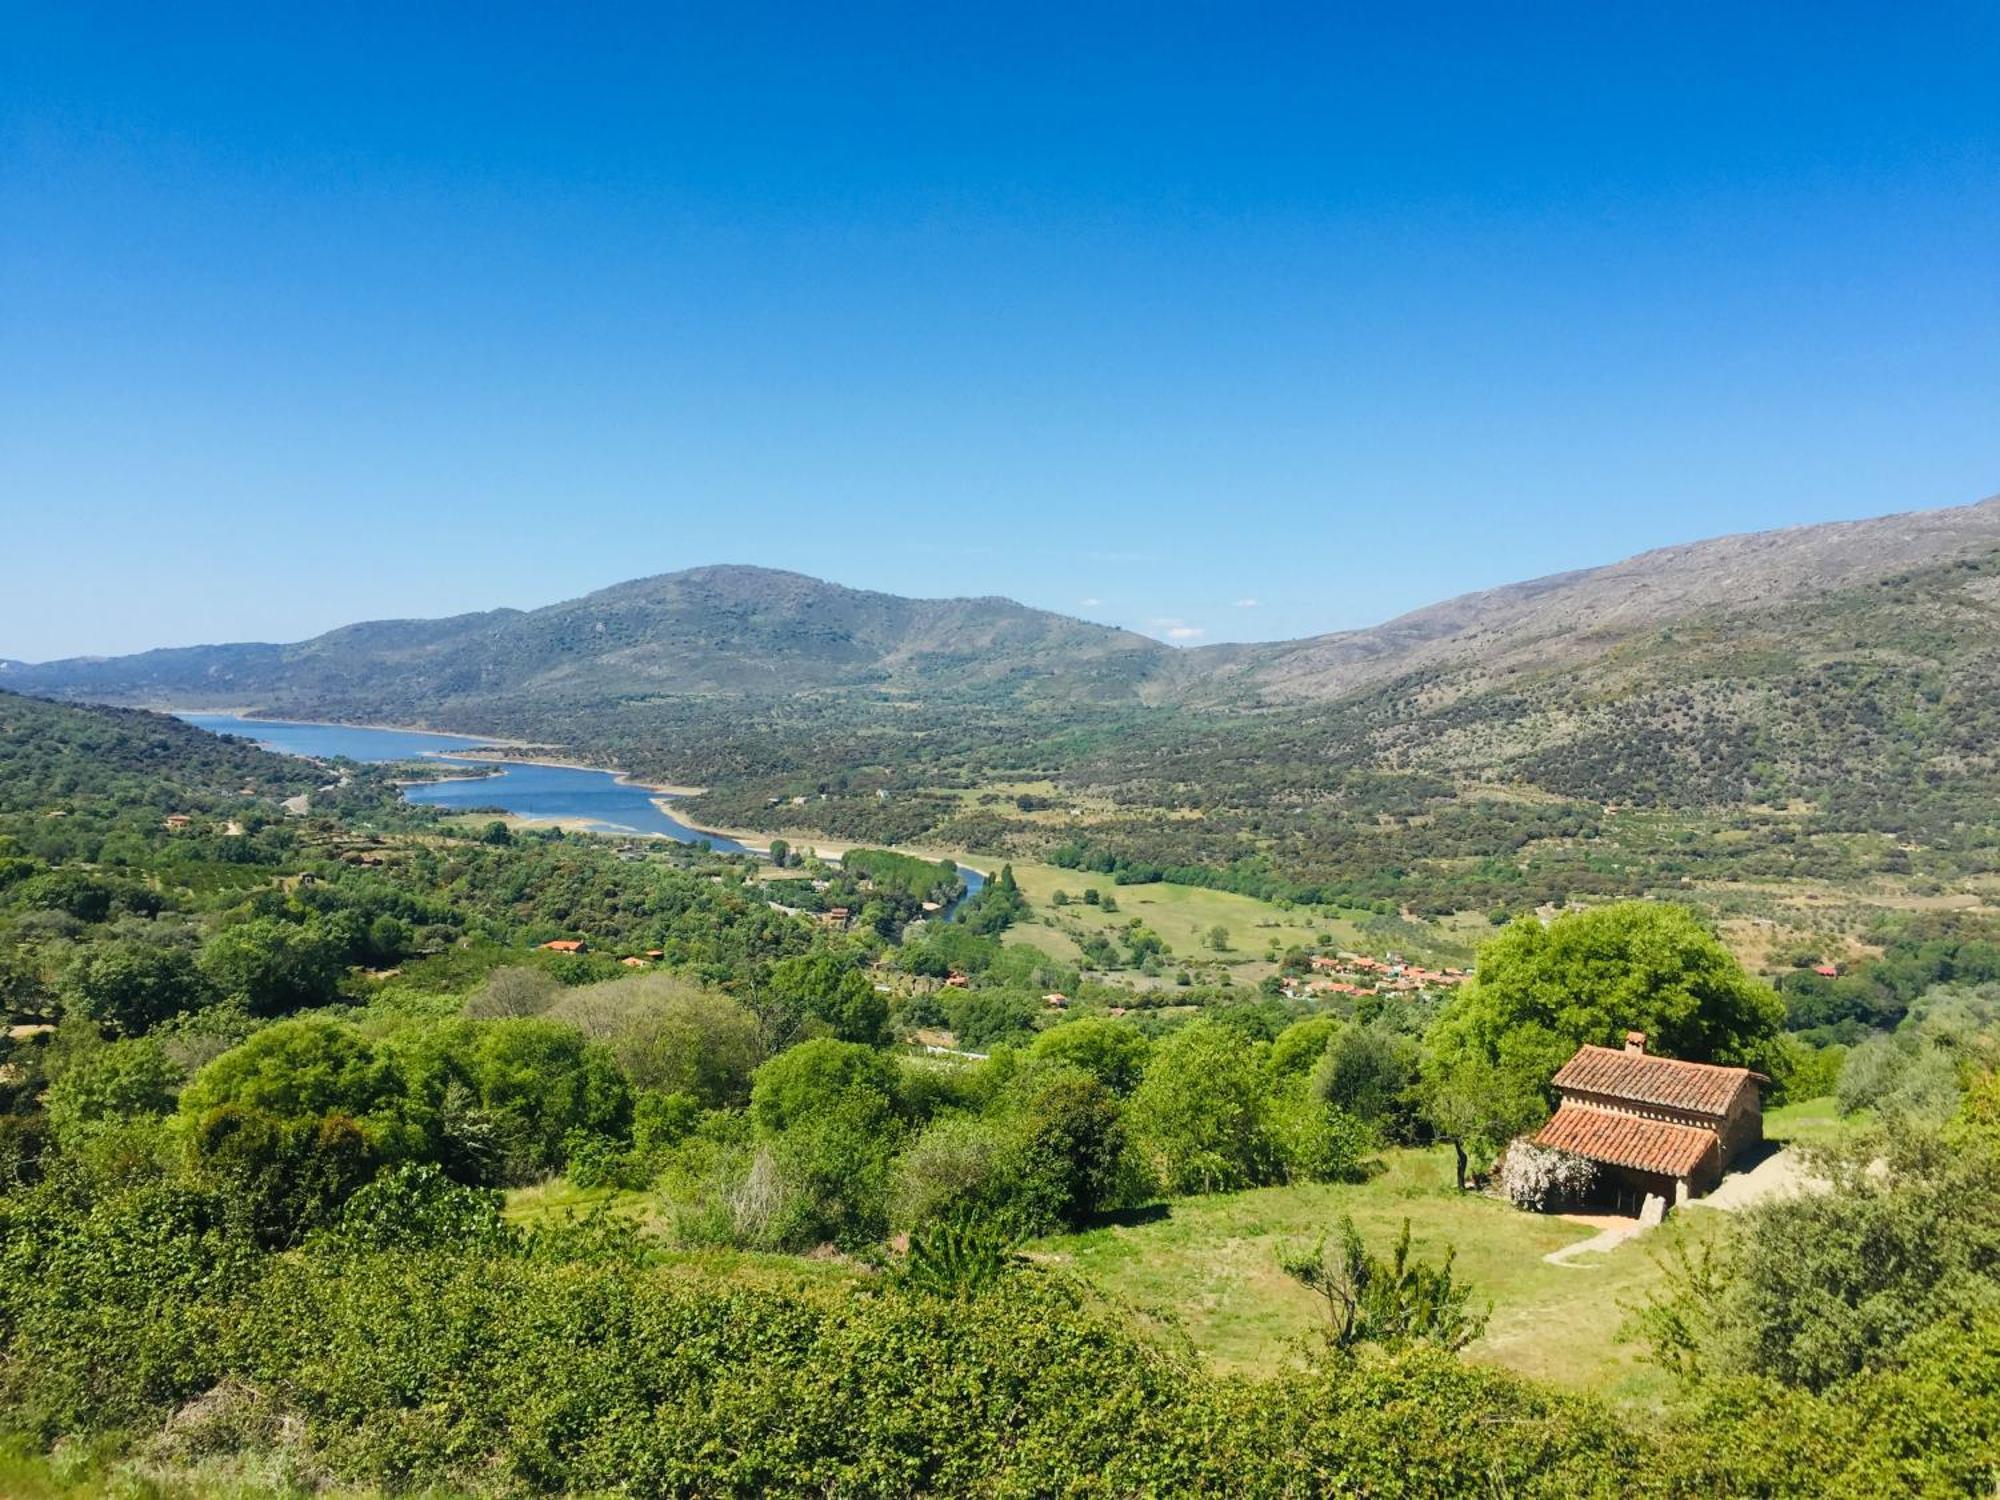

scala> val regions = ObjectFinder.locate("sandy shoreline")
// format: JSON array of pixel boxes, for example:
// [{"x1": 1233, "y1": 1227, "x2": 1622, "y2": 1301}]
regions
[
  {"x1": 654, "y1": 804, "x2": 989, "y2": 875},
  {"x1": 176, "y1": 707, "x2": 543, "y2": 752},
  {"x1": 443, "y1": 753, "x2": 705, "y2": 797}
]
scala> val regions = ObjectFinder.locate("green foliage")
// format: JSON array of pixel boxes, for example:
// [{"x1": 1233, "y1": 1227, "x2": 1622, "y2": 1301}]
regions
[
  {"x1": 1030, "y1": 1016, "x2": 1151, "y2": 1094},
  {"x1": 43, "y1": 1035, "x2": 178, "y2": 1147},
  {"x1": 896, "y1": 1213, "x2": 1022, "y2": 1297},
  {"x1": 764, "y1": 952, "x2": 889, "y2": 1045},
  {"x1": 197, "y1": 915, "x2": 350, "y2": 1015},
  {"x1": 1267, "y1": 1015, "x2": 1338, "y2": 1079},
  {"x1": 1128, "y1": 1021, "x2": 1281, "y2": 1194},
  {"x1": 749, "y1": 1039, "x2": 902, "y2": 1135},
  {"x1": 945, "y1": 987, "x2": 1037, "y2": 1049},
  {"x1": 0, "y1": 1185, "x2": 1658, "y2": 1497},
  {"x1": 328, "y1": 1161, "x2": 509, "y2": 1253},
  {"x1": 184, "y1": 1105, "x2": 378, "y2": 1248},
  {"x1": 957, "y1": 863, "x2": 1028, "y2": 935},
  {"x1": 1635, "y1": 1124, "x2": 2000, "y2": 1392},
  {"x1": 1422, "y1": 903, "x2": 1785, "y2": 1163},
  {"x1": 1265, "y1": 1076, "x2": 1372, "y2": 1184},
  {"x1": 59, "y1": 940, "x2": 213, "y2": 1036},
  {"x1": 840, "y1": 847, "x2": 962, "y2": 903},
  {"x1": 1314, "y1": 1022, "x2": 1418, "y2": 1133},
  {"x1": 388, "y1": 1017, "x2": 632, "y2": 1184},
  {"x1": 1280, "y1": 1217, "x2": 1490, "y2": 1354},
  {"x1": 179, "y1": 1016, "x2": 398, "y2": 1127},
  {"x1": 1001, "y1": 1063, "x2": 1137, "y2": 1228},
  {"x1": 767, "y1": 1084, "x2": 904, "y2": 1249},
  {"x1": 1417, "y1": 1046, "x2": 1549, "y2": 1190},
  {"x1": 892, "y1": 1112, "x2": 1018, "y2": 1229}
]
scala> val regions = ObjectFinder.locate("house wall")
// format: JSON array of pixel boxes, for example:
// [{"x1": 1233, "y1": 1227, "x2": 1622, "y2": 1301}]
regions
[{"x1": 1715, "y1": 1087, "x2": 1763, "y2": 1167}]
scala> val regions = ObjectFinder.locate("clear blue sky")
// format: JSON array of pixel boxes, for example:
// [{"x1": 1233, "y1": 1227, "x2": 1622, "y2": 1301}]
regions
[{"x1": 4, "y1": 3, "x2": 1997, "y2": 659}]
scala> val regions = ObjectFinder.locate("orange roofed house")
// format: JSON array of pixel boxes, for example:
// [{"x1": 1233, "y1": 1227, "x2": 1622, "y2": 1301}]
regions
[{"x1": 1532, "y1": 1032, "x2": 1765, "y2": 1212}]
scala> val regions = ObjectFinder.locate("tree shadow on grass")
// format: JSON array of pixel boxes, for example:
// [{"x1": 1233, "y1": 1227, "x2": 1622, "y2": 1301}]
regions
[{"x1": 1090, "y1": 1202, "x2": 1172, "y2": 1229}]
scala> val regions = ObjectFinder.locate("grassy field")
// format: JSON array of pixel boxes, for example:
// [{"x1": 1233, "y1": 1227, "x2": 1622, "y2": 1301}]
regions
[
  {"x1": 1030, "y1": 1144, "x2": 1723, "y2": 1407},
  {"x1": 1762, "y1": 1095, "x2": 1867, "y2": 1149},
  {"x1": 998, "y1": 858, "x2": 1487, "y2": 978}
]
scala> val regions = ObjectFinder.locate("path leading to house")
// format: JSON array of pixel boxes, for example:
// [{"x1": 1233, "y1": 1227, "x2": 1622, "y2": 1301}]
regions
[
  {"x1": 1543, "y1": 1212, "x2": 1647, "y2": 1265},
  {"x1": 1541, "y1": 1146, "x2": 1819, "y2": 1266}
]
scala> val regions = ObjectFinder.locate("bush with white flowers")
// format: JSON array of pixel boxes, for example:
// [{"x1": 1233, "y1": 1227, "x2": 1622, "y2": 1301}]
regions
[{"x1": 1499, "y1": 1139, "x2": 1599, "y2": 1211}]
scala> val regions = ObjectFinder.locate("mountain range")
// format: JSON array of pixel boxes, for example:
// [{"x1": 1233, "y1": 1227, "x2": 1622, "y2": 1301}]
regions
[{"x1": 10, "y1": 494, "x2": 1999, "y2": 722}]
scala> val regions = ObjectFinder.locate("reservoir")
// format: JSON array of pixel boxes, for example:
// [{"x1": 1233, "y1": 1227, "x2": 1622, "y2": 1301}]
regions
[
  {"x1": 175, "y1": 717, "x2": 988, "y2": 908},
  {"x1": 179, "y1": 714, "x2": 751, "y2": 851}
]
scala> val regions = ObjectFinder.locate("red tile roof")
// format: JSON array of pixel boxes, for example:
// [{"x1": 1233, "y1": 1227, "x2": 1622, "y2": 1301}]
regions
[
  {"x1": 1551, "y1": 1045, "x2": 1761, "y2": 1118},
  {"x1": 1534, "y1": 1104, "x2": 1716, "y2": 1178}
]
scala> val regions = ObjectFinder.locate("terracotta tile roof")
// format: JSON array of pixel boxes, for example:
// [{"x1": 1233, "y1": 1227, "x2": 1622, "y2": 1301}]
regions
[
  {"x1": 1551, "y1": 1044, "x2": 1761, "y2": 1117},
  {"x1": 1533, "y1": 1104, "x2": 1716, "y2": 1179}
]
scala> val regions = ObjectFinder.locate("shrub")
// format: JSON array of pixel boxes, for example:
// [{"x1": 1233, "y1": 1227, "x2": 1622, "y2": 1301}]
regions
[
  {"x1": 1498, "y1": 1140, "x2": 1600, "y2": 1212},
  {"x1": 895, "y1": 1214, "x2": 1023, "y2": 1298},
  {"x1": 44, "y1": 1035, "x2": 179, "y2": 1148},
  {"x1": 1030, "y1": 1017, "x2": 1151, "y2": 1094},
  {"x1": 1267, "y1": 1016, "x2": 1338, "y2": 1079},
  {"x1": 1279, "y1": 1217, "x2": 1490, "y2": 1354},
  {"x1": 749, "y1": 1039, "x2": 902, "y2": 1136},
  {"x1": 1266, "y1": 1077, "x2": 1371, "y2": 1184},
  {"x1": 892, "y1": 1113, "x2": 1016, "y2": 1230}
]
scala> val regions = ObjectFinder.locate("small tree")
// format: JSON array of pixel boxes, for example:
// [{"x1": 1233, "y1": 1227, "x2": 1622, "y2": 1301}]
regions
[
  {"x1": 1280, "y1": 1216, "x2": 1489, "y2": 1354},
  {"x1": 1206, "y1": 925, "x2": 1232, "y2": 952}
]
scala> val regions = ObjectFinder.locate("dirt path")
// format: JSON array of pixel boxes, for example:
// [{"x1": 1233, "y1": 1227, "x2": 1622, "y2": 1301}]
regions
[
  {"x1": 1694, "y1": 1147, "x2": 1819, "y2": 1212},
  {"x1": 1536, "y1": 1224, "x2": 1648, "y2": 1272}
]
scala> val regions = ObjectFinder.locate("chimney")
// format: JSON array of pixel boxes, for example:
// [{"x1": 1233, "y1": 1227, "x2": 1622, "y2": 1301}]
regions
[{"x1": 1624, "y1": 1031, "x2": 1647, "y2": 1056}]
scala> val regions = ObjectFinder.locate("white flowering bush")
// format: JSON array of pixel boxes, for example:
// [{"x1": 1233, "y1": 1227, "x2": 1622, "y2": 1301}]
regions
[{"x1": 1499, "y1": 1140, "x2": 1599, "y2": 1211}]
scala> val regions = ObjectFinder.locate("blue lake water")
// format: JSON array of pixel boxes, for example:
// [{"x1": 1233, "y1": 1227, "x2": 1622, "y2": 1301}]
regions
[
  {"x1": 179, "y1": 715, "x2": 492, "y2": 762},
  {"x1": 178, "y1": 714, "x2": 749, "y2": 851},
  {"x1": 174, "y1": 718, "x2": 985, "y2": 904}
]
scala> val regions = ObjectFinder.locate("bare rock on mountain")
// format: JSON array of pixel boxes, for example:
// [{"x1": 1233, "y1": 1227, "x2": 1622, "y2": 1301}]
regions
[{"x1": 1192, "y1": 493, "x2": 2000, "y2": 701}]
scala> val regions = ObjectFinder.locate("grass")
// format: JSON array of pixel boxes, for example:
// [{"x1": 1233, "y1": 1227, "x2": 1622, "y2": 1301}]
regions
[
  {"x1": 1763, "y1": 1095, "x2": 1868, "y2": 1149},
  {"x1": 999, "y1": 859, "x2": 1479, "y2": 977},
  {"x1": 503, "y1": 1177, "x2": 658, "y2": 1227},
  {"x1": 1030, "y1": 1144, "x2": 1724, "y2": 1408}
]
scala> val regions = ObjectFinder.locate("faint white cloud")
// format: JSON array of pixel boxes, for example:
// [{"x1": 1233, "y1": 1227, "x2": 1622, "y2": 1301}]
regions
[
  {"x1": 1233, "y1": 597, "x2": 1260, "y2": 609},
  {"x1": 1079, "y1": 597, "x2": 1103, "y2": 608},
  {"x1": 1148, "y1": 616, "x2": 1207, "y2": 642}
]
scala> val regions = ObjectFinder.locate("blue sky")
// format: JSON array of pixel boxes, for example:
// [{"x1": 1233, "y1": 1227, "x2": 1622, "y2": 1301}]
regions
[{"x1": 4, "y1": 3, "x2": 1998, "y2": 659}]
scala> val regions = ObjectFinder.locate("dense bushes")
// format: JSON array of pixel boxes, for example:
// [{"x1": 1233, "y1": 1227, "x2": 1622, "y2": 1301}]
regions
[
  {"x1": 0, "y1": 1171, "x2": 1646, "y2": 1496},
  {"x1": 7, "y1": 1167, "x2": 1993, "y2": 1496},
  {"x1": 1636, "y1": 1123, "x2": 2000, "y2": 1393}
]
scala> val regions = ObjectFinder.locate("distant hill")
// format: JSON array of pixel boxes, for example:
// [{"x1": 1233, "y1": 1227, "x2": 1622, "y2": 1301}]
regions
[
  {"x1": 3, "y1": 565, "x2": 1173, "y2": 722},
  {"x1": 1189, "y1": 494, "x2": 2000, "y2": 702}
]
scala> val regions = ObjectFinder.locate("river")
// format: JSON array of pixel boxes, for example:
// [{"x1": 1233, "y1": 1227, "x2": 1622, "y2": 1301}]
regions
[{"x1": 177, "y1": 714, "x2": 985, "y2": 902}]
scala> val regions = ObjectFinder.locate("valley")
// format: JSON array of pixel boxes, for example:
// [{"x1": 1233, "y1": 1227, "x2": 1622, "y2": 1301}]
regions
[{"x1": 4, "y1": 502, "x2": 1999, "y2": 1497}]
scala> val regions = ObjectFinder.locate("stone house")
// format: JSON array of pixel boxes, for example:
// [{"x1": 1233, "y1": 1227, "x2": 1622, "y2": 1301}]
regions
[{"x1": 1531, "y1": 1031, "x2": 1765, "y2": 1212}]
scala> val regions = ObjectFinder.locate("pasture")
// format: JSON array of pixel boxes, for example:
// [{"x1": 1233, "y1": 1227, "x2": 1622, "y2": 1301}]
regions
[
  {"x1": 997, "y1": 858, "x2": 1486, "y2": 976},
  {"x1": 1030, "y1": 1143, "x2": 1723, "y2": 1407}
]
